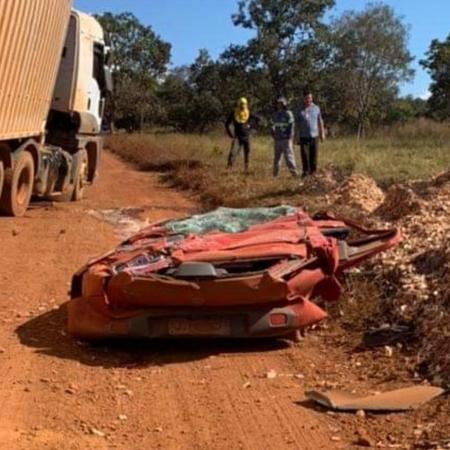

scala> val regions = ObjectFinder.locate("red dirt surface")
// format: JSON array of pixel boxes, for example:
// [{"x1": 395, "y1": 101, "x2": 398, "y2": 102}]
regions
[
  {"x1": 0, "y1": 152, "x2": 340, "y2": 450},
  {"x1": 0, "y1": 152, "x2": 447, "y2": 450}
]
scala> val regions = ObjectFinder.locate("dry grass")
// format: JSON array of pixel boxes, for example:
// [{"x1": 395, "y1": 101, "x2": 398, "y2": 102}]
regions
[{"x1": 106, "y1": 119, "x2": 450, "y2": 209}]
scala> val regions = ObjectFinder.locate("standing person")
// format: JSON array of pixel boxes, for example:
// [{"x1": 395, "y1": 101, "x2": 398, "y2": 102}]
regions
[
  {"x1": 271, "y1": 97, "x2": 297, "y2": 177},
  {"x1": 296, "y1": 89, "x2": 325, "y2": 177},
  {"x1": 226, "y1": 97, "x2": 258, "y2": 174}
]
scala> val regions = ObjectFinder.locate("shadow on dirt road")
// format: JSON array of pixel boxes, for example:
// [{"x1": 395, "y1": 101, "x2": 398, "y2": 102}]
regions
[{"x1": 16, "y1": 304, "x2": 290, "y2": 369}]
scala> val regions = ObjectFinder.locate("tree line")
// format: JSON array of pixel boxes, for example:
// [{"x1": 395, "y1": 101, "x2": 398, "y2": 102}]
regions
[{"x1": 97, "y1": 0, "x2": 449, "y2": 136}]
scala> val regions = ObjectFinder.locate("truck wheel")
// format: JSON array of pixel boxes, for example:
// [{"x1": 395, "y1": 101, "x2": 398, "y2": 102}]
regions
[
  {"x1": 72, "y1": 149, "x2": 88, "y2": 201},
  {"x1": 0, "y1": 151, "x2": 34, "y2": 217},
  {"x1": 55, "y1": 149, "x2": 88, "y2": 203}
]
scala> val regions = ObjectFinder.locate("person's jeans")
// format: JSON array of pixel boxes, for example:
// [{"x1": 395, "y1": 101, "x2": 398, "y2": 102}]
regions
[
  {"x1": 227, "y1": 137, "x2": 251, "y2": 169},
  {"x1": 273, "y1": 139, "x2": 297, "y2": 176},
  {"x1": 300, "y1": 137, "x2": 319, "y2": 175}
]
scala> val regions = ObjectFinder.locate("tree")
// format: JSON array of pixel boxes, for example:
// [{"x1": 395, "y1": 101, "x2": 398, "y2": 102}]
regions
[
  {"x1": 218, "y1": 46, "x2": 272, "y2": 115},
  {"x1": 420, "y1": 35, "x2": 450, "y2": 120},
  {"x1": 95, "y1": 12, "x2": 171, "y2": 130},
  {"x1": 384, "y1": 96, "x2": 427, "y2": 124},
  {"x1": 190, "y1": 92, "x2": 223, "y2": 133},
  {"x1": 158, "y1": 68, "x2": 194, "y2": 131},
  {"x1": 222, "y1": 0, "x2": 334, "y2": 114},
  {"x1": 190, "y1": 50, "x2": 220, "y2": 94},
  {"x1": 326, "y1": 3, "x2": 414, "y2": 137},
  {"x1": 158, "y1": 60, "x2": 223, "y2": 133}
]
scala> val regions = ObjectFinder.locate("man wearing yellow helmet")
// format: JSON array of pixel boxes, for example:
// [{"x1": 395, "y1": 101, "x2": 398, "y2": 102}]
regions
[{"x1": 226, "y1": 97, "x2": 259, "y2": 174}]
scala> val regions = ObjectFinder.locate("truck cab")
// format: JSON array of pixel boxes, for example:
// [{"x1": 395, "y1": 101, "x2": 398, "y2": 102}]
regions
[
  {"x1": 50, "y1": 11, "x2": 111, "y2": 139},
  {"x1": 42, "y1": 10, "x2": 112, "y2": 199}
]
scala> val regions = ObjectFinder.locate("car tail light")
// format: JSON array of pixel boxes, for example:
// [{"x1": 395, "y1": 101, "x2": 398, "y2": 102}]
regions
[{"x1": 270, "y1": 313, "x2": 288, "y2": 327}]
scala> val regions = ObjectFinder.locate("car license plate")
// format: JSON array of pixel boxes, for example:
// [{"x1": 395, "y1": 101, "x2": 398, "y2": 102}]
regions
[{"x1": 168, "y1": 318, "x2": 230, "y2": 336}]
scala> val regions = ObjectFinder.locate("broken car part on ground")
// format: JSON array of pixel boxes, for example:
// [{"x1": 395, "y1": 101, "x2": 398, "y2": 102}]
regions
[
  {"x1": 306, "y1": 385, "x2": 445, "y2": 412},
  {"x1": 68, "y1": 207, "x2": 400, "y2": 340}
]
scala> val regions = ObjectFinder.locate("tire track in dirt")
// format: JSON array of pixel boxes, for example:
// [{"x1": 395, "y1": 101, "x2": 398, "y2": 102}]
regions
[
  {"x1": 214, "y1": 349, "x2": 335, "y2": 450},
  {"x1": 0, "y1": 151, "x2": 342, "y2": 450}
]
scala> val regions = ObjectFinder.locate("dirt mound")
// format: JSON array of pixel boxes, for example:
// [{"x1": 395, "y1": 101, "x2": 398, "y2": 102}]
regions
[
  {"x1": 373, "y1": 171, "x2": 450, "y2": 385},
  {"x1": 376, "y1": 184, "x2": 423, "y2": 220},
  {"x1": 301, "y1": 167, "x2": 340, "y2": 194},
  {"x1": 417, "y1": 241, "x2": 450, "y2": 385},
  {"x1": 433, "y1": 168, "x2": 450, "y2": 187},
  {"x1": 331, "y1": 174, "x2": 385, "y2": 213}
]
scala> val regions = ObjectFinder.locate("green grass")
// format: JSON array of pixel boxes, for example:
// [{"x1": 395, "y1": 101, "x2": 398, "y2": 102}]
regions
[{"x1": 106, "y1": 119, "x2": 450, "y2": 209}]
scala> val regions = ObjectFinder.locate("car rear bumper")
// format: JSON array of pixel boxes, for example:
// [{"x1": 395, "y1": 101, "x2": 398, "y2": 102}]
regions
[
  {"x1": 124, "y1": 305, "x2": 303, "y2": 339},
  {"x1": 67, "y1": 298, "x2": 327, "y2": 341}
]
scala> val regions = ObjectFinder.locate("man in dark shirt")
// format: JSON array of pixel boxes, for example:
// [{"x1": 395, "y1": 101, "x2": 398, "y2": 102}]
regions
[
  {"x1": 271, "y1": 97, "x2": 298, "y2": 177},
  {"x1": 225, "y1": 97, "x2": 258, "y2": 174},
  {"x1": 296, "y1": 89, "x2": 325, "y2": 177}
]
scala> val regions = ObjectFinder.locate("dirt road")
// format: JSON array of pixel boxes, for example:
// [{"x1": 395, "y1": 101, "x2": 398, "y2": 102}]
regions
[{"x1": 0, "y1": 152, "x2": 345, "y2": 450}]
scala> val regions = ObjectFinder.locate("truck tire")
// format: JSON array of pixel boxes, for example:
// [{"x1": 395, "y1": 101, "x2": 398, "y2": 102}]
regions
[
  {"x1": 55, "y1": 149, "x2": 89, "y2": 202},
  {"x1": 0, "y1": 151, "x2": 34, "y2": 217},
  {"x1": 72, "y1": 149, "x2": 88, "y2": 201}
]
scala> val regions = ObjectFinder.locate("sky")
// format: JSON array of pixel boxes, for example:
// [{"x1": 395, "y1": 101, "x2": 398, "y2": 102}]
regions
[{"x1": 73, "y1": 0, "x2": 450, "y2": 98}]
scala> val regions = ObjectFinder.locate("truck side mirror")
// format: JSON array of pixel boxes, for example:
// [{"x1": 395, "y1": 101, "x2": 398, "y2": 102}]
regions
[
  {"x1": 105, "y1": 48, "x2": 112, "y2": 66},
  {"x1": 104, "y1": 67, "x2": 113, "y2": 93}
]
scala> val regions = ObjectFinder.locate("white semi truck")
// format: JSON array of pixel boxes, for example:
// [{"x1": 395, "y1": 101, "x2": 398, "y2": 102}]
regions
[{"x1": 0, "y1": 0, "x2": 111, "y2": 216}]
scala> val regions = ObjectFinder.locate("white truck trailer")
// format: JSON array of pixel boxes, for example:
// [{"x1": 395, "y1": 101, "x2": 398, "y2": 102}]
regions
[{"x1": 0, "y1": 0, "x2": 111, "y2": 216}]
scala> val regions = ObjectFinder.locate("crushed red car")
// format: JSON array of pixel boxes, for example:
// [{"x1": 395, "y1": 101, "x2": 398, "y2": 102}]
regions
[{"x1": 68, "y1": 207, "x2": 400, "y2": 341}]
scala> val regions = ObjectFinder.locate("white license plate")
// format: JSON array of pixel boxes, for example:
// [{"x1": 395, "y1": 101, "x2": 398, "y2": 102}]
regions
[{"x1": 168, "y1": 318, "x2": 230, "y2": 336}]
